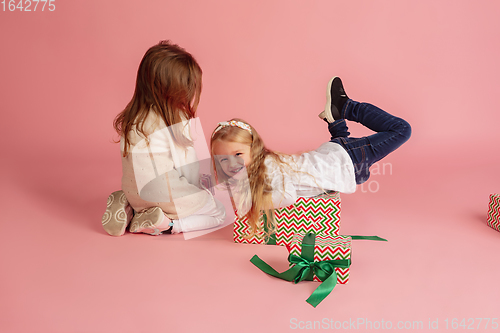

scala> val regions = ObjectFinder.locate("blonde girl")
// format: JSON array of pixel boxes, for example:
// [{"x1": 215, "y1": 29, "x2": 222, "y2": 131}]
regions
[
  {"x1": 210, "y1": 77, "x2": 411, "y2": 237},
  {"x1": 102, "y1": 40, "x2": 225, "y2": 236}
]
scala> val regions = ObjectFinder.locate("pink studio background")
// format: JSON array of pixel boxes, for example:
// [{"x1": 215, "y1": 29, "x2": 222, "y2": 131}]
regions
[{"x1": 1, "y1": 1, "x2": 500, "y2": 332}]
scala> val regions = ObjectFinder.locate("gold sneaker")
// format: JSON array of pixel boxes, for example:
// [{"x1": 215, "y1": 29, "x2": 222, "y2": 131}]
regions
[{"x1": 129, "y1": 207, "x2": 171, "y2": 236}]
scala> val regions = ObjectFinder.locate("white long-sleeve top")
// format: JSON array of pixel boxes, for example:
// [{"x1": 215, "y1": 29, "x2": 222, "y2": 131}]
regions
[{"x1": 265, "y1": 142, "x2": 356, "y2": 208}]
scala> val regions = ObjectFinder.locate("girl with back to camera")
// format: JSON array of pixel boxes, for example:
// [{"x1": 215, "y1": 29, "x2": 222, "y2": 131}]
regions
[
  {"x1": 102, "y1": 40, "x2": 225, "y2": 236},
  {"x1": 210, "y1": 77, "x2": 411, "y2": 237}
]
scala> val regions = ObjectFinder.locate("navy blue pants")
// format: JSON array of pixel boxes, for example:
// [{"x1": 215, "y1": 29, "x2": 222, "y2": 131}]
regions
[{"x1": 329, "y1": 99, "x2": 412, "y2": 184}]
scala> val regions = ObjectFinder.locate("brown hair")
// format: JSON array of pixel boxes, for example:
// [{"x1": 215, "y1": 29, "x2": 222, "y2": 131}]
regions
[
  {"x1": 114, "y1": 40, "x2": 203, "y2": 156},
  {"x1": 210, "y1": 119, "x2": 288, "y2": 238}
]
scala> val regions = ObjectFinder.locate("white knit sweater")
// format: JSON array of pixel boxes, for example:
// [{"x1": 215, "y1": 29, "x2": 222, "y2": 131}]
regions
[{"x1": 120, "y1": 113, "x2": 210, "y2": 219}]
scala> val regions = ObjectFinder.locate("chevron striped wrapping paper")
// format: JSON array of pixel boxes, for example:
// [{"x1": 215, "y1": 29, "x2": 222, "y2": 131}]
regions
[
  {"x1": 487, "y1": 194, "x2": 500, "y2": 232},
  {"x1": 288, "y1": 233, "x2": 352, "y2": 283},
  {"x1": 233, "y1": 192, "x2": 342, "y2": 245}
]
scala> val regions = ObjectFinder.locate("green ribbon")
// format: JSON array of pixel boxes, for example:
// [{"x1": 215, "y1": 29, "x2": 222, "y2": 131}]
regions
[
  {"x1": 349, "y1": 235, "x2": 387, "y2": 241},
  {"x1": 250, "y1": 233, "x2": 351, "y2": 307}
]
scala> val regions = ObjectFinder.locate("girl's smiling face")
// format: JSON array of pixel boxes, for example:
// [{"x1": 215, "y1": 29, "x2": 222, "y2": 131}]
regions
[{"x1": 213, "y1": 140, "x2": 252, "y2": 180}]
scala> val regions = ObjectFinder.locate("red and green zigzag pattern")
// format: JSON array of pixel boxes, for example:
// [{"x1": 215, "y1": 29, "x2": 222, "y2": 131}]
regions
[
  {"x1": 275, "y1": 193, "x2": 341, "y2": 246},
  {"x1": 487, "y1": 193, "x2": 500, "y2": 232},
  {"x1": 289, "y1": 234, "x2": 351, "y2": 283},
  {"x1": 233, "y1": 192, "x2": 341, "y2": 245},
  {"x1": 233, "y1": 214, "x2": 266, "y2": 244}
]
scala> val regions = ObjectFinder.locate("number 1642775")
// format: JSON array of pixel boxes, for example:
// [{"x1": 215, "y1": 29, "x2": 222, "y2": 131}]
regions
[{"x1": 2, "y1": 0, "x2": 56, "y2": 11}]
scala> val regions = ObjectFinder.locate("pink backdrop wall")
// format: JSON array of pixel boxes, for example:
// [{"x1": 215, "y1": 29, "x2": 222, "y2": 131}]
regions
[
  {"x1": 2, "y1": 0, "x2": 500, "y2": 157},
  {"x1": 1, "y1": 1, "x2": 500, "y2": 332}
]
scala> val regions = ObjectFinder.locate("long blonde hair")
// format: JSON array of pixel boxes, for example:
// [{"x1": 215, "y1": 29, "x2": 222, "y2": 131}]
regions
[
  {"x1": 210, "y1": 119, "x2": 287, "y2": 238},
  {"x1": 114, "y1": 40, "x2": 203, "y2": 156}
]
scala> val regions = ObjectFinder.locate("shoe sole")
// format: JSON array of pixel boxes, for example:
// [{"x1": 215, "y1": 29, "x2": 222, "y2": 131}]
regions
[
  {"x1": 102, "y1": 191, "x2": 132, "y2": 236},
  {"x1": 321, "y1": 76, "x2": 338, "y2": 123}
]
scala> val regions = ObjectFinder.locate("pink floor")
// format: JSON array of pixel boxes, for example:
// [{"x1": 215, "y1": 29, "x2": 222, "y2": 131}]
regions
[
  {"x1": 2, "y1": 141, "x2": 500, "y2": 332},
  {"x1": 2, "y1": 1, "x2": 500, "y2": 332}
]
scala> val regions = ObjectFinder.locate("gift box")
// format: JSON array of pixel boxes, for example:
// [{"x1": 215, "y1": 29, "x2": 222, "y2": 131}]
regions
[
  {"x1": 250, "y1": 232, "x2": 352, "y2": 307},
  {"x1": 250, "y1": 233, "x2": 386, "y2": 307},
  {"x1": 288, "y1": 233, "x2": 351, "y2": 283},
  {"x1": 487, "y1": 194, "x2": 500, "y2": 232},
  {"x1": 233, "y1": 191, "x2": 341, "y2": 245}
]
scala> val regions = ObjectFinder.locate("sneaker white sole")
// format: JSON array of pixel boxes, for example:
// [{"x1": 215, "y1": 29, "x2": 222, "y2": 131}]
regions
[{"x1": 323, "y1": 76, "x2": 338, "y2": 123}]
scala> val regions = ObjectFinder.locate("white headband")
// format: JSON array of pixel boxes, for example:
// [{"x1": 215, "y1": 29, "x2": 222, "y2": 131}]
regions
[{"x1": 212, "y1": 120, "x2": 252, "y2": 137}]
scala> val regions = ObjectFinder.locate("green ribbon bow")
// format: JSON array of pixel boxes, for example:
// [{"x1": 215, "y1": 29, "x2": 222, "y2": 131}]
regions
[
  {"x1": 250, "y1": 233, "x2": 350, "y2": 307},
  {"x1": 250, "y1": 233, "x2": 387, "y2": 307}
]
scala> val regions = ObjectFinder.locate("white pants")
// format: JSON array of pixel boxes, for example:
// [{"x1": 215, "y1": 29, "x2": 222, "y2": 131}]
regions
[{"x1": 169, "y1": 197, "x2": 226, "y2": 233}]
